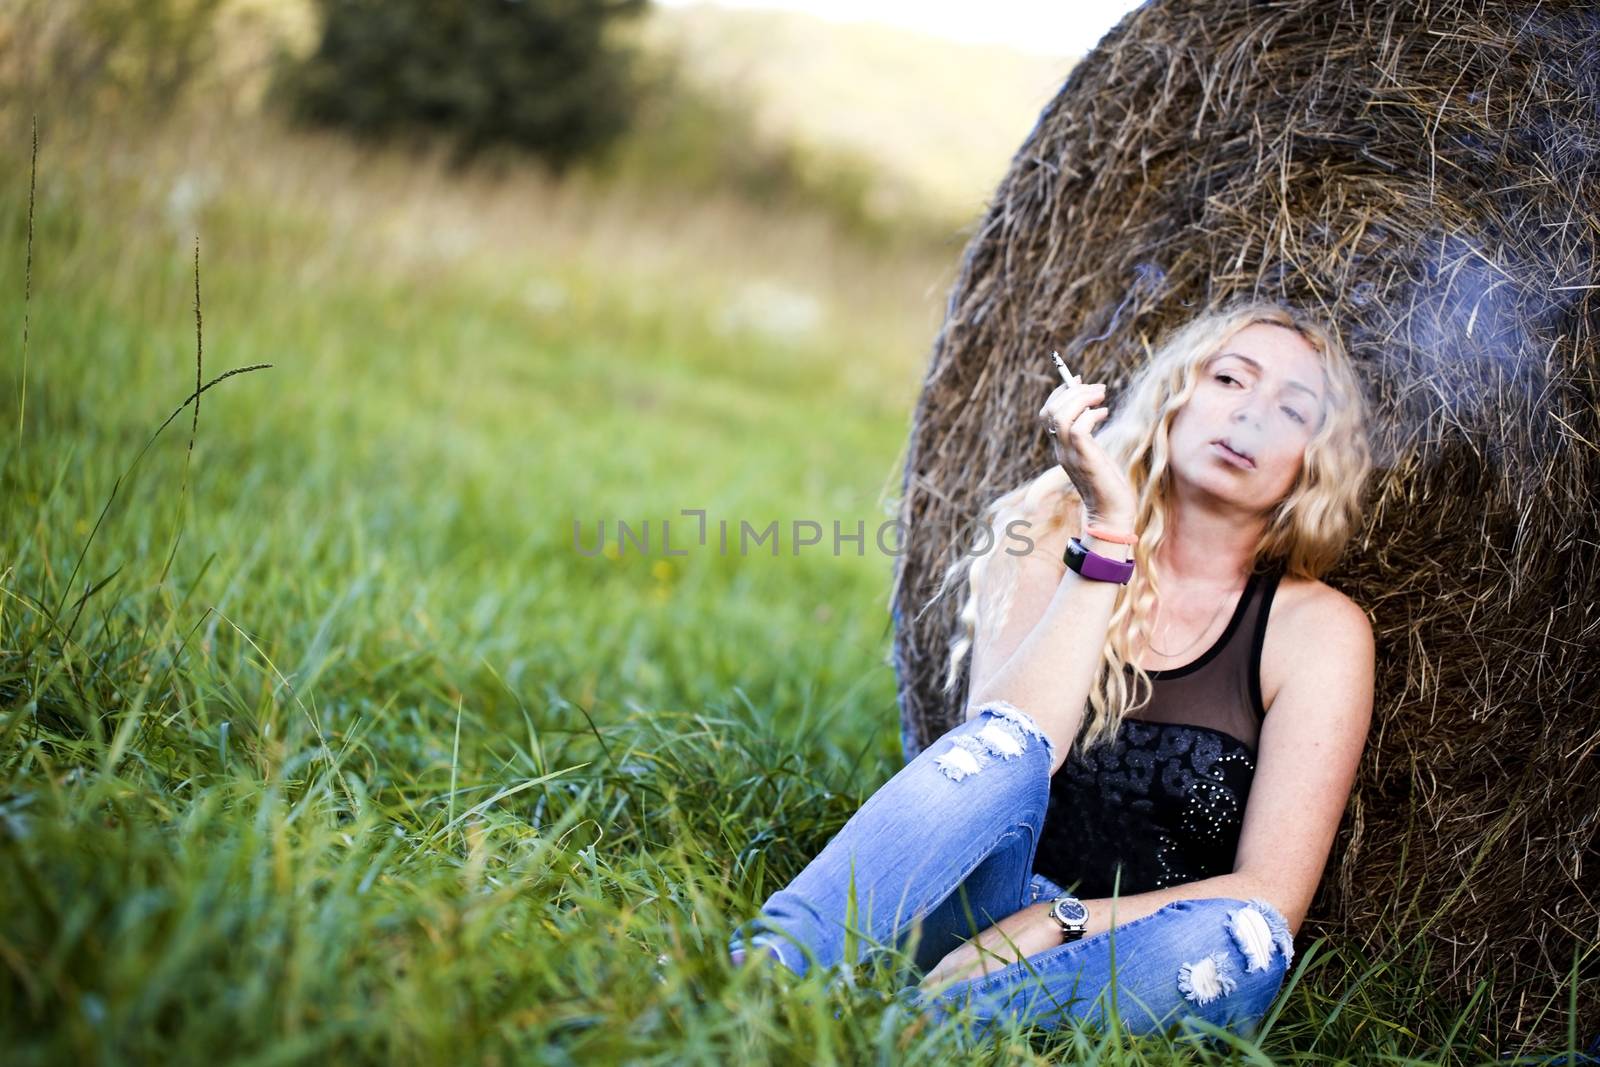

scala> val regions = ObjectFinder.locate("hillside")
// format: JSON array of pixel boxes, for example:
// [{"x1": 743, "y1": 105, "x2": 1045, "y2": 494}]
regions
[{"x1": 639, "y1": 3, "x2": 1078, "y2": 225}]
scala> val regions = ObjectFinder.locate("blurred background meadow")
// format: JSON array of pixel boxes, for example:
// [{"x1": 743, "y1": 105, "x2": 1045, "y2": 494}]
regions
[{"x1": 0, "y1": 1, "x2": 1588, "y2": 1062}]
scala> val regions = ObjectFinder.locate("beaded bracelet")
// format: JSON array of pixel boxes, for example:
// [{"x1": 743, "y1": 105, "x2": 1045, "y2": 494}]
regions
[{"x1": 1083, "y1": 523, "x2": 1138, "y2": 545}]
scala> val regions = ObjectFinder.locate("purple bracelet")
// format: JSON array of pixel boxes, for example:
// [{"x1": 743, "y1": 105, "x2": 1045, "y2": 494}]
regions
[{"x1": 1063, "y1": 536, "x2": 1136, "y2": 584}]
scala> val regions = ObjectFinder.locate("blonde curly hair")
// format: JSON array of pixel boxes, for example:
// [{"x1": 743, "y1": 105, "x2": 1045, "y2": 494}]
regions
[{"x1": 933, "y1": 297, "x2": 1375, "y2": 758}]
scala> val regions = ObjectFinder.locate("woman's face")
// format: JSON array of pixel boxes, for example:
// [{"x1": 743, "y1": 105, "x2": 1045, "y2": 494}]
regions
[{"x1": 1167, "y1": 322, "x2": 1328, "y2": 516}]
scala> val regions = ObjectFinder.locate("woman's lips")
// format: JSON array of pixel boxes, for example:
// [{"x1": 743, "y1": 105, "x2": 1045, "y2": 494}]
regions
[{"x1": 1211, "y1": 440, "x2": 1255, "y2": 469}]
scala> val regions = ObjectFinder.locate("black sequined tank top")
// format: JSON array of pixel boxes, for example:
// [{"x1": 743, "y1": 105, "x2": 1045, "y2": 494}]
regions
[{"x1": 1032, "y1": 561, "x2": 1285, "y2": 898}]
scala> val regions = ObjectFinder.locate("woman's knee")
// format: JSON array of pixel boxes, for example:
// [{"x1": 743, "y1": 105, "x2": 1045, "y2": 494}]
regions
[
  {"x1": 901, "y1": 896, "x2": 1295, "y2": 1040},
  {"x1": 982, "y1": 897, "x2": 1293, "y2": 1034},
  {"x1": 1168, "y1": 897, "x2": 1294, "y2": 1026},
  {"x1": 931, "y1": 700, "x2": 1057, "y2": 784}
]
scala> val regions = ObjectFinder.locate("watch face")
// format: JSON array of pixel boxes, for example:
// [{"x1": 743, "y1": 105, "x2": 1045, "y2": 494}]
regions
[{"x1": 1053, "y1": 898, "x2": 1088, "y2": 925}]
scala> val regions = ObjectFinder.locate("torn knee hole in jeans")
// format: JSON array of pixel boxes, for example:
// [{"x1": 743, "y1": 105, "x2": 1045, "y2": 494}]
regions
[
  {"x1": 1226, "y1": 898, "x2": 1296, "y2": 973},
  {"x1": 1177, "y1": 900, "x2": 1294, "y2": 1005},
  {"x1": 1176, "y1": 951, "x2": 1237, "y2": 1005},
  {"x1": 933, "y1": 702, "x2": 1053, "y2": 781}
]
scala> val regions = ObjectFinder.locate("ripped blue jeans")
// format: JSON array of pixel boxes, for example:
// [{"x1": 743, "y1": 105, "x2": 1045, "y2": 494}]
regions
[{"x1": 727, "y1": 701, "x2": 1295, "y2": 1041}]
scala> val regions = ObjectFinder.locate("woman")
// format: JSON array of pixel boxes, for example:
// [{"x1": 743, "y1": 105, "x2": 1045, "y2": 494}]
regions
[{"x1": 727, "y1": 299, "x2": 1377, "y2": 1043}]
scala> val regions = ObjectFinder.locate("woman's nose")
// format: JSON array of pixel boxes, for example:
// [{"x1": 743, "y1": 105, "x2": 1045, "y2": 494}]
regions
[{"x1": 1232, "y1": 396, "x2": 1266, "y2": 427}]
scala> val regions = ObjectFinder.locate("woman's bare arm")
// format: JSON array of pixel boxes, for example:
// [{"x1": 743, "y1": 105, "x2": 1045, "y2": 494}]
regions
[
  {"x1": 1229, "y1": 586, "x2": 1375, "y2": 934},
  {"x1": 965, "y1": 370, "x2": 1136, "y2": 766},
  {"x1": 965, "y1": 504, "x2": 1133, "y2": 775},
  {"x1": 964, "y1": 509, "x2": 1076, "y2": 708}
]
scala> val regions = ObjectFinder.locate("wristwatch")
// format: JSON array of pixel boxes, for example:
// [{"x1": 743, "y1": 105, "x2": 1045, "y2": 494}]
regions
[
  {"x1": 1063, "y1": 536, "x2": 1135, "y2": 585},
  {"x1": 1047, "y1": 894, "x2": 1089, "y2": 942}
]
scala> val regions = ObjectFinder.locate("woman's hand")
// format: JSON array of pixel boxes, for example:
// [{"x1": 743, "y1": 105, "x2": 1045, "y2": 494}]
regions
[
  {"x1": 1038, "y1": 377, "x2": 1136, "y2": 528},
  {"x1": 917, "y1": 902, "x2": 1061, "y2": 994}
]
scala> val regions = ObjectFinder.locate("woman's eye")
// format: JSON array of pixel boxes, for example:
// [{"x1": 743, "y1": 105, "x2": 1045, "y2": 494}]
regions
[
  {"x1": 1283, "y1": 407, "x2": 1307, "y2": 425},
  {"x1": 1215, "y1": 373, "x2": 1238, "y2": 386}
]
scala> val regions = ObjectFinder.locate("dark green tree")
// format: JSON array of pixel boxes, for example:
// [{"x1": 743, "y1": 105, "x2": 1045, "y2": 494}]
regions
[{"x1": 280, "y1": 0, "x2": 650, "y2": 170}]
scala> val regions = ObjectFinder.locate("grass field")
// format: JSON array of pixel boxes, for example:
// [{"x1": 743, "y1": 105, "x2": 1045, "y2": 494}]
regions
[{"x1": 0, "y1": 106, "x2": 1592, "y2": 1064}]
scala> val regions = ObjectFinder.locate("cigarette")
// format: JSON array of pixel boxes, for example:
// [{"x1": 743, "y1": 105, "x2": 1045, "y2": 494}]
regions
[{"x1": 1051, "y1": 351, "x2": 1081, "y2": 387}]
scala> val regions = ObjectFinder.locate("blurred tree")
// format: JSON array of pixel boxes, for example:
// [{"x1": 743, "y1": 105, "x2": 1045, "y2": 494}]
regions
[{"x1": 279, "y1": 0, "x2": 651, "y2": 171}]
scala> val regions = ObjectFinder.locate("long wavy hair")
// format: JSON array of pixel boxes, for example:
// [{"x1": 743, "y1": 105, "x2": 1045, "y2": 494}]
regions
[{"x1": 934, "y1": 298, "x2": 1375, "y2": 758}]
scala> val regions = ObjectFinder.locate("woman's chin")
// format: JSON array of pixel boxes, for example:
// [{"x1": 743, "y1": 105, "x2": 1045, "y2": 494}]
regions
[{"x1": 1170, "y1": 467, "x2": 1264, "y2": 513}]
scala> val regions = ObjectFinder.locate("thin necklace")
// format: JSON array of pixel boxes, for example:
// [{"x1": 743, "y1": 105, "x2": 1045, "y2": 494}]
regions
[{"x1": 1147, "y1": 578, "x2": 1246, "y2": 658}]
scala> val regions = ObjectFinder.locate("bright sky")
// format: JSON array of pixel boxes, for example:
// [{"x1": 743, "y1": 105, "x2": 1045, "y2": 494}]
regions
[{"x1": 654, "y1": 0, "x2": 1148, "y2": 57}]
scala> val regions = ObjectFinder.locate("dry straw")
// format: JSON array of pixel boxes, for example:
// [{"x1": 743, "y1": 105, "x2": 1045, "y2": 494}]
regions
[{"x1": 888, "y1": 0, "x2": 1598, "y2": 1045}]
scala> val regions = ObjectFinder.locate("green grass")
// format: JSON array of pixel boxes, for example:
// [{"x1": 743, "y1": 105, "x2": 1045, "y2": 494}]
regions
[{"x1": 0, "y1": 116, "x2": 1589, "y2": 1065}]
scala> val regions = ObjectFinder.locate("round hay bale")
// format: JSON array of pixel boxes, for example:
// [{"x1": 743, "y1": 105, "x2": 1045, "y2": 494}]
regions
[{"x1": 888, "y1": 0, "x2": 1599, "y2": 1046}]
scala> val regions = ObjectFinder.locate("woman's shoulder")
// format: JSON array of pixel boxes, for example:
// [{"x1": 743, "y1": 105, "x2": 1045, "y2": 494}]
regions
[
  {"x1": 1261, "y1": 571, "x2": 1375, "y2": 712},
  {"x1": 1271, "y1": 572, "x2": 1371, "y2": 633}
]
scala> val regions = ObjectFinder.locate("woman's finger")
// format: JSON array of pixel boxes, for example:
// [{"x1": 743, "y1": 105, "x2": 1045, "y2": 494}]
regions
[
  {"x1": 1070, "y1": 405, "x2": 1109, "y2": 437},
  {"x1": 1039, "y1": 381, "x2": 1103, "y2": 418},
  {"x1": 1041, "y1": 385, "x2": 1105, "y2": 424}
]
